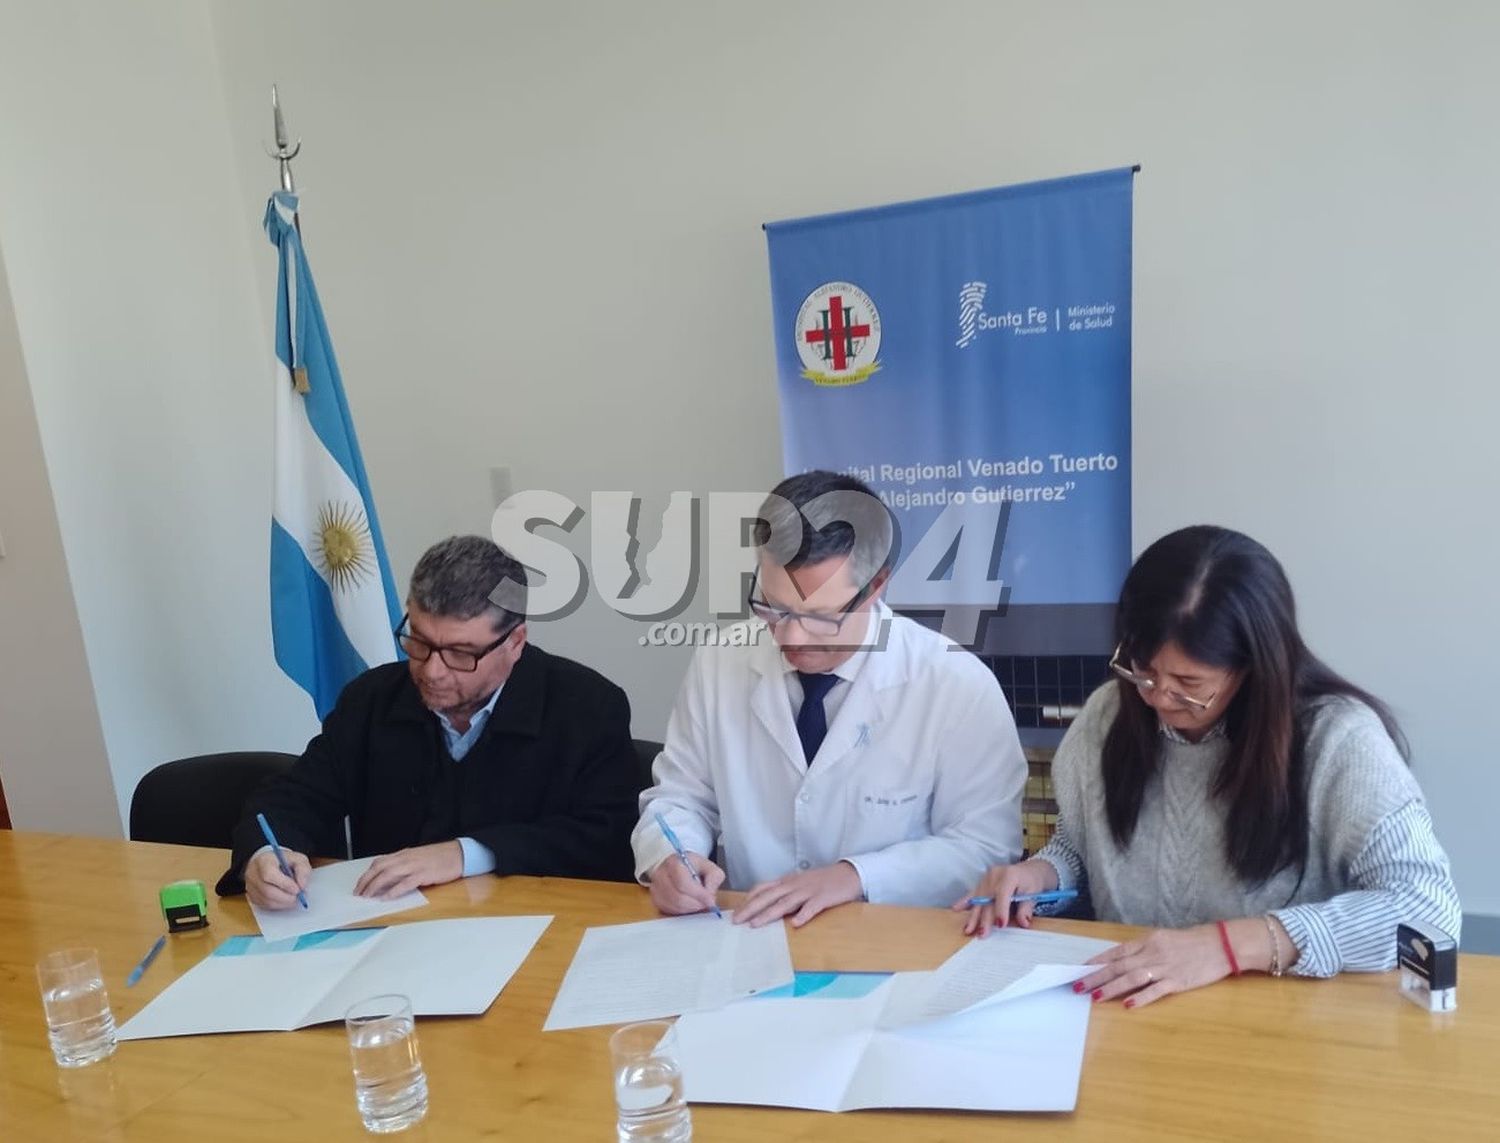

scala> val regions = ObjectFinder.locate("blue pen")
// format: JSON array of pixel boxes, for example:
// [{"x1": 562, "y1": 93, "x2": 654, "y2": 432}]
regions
[
  {"x1": 125, "y1": 934, "x2": 167, "y2": 988},
  {"x1": 257, "y1": 812, "x2": 309, "y2": 909},
  {"x1": 966, "y1": 889, "x2": 1079, "y2": 908},
  {"x1": 654, "y1": 812, "x2": 722, "y2": 919}
]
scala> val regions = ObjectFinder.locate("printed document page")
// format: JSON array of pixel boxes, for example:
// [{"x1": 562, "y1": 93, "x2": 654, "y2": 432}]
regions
[{"x1": 544, "y1": 912, "x2": 793, "y2": 1031}]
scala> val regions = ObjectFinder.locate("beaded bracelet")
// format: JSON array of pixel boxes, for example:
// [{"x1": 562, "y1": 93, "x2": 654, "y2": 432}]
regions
[{"x1": 1263, "y1": 914, "x2": 1284, "y2": 977}]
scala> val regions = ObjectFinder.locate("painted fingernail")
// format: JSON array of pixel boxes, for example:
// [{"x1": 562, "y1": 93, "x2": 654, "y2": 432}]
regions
[
  {"x1": 1072, "y1": 981, "x2": 1086, "y2": 993},
  {"x1": 1124, "y1": 998, "x2": 1136, "y2": 1009},
  {"x1": 1091, "y1": 989, "x2": 1103, "y2": 1001}
]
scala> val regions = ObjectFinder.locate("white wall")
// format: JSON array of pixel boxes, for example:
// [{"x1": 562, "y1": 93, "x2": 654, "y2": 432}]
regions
[
  {"x1": 2, "y1": 1, "x2": 1496, "y2": 913},
  {"x1": 0, "y1": 0, "x2": 320, "y2": 828},
  {"x1": 0, "y1": 241, "x2": 118, "y2": 834}
]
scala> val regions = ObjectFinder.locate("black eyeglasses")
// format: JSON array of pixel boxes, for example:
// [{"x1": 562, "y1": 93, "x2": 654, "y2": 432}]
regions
[
  {"x1": 746, "y1": 570, "x2": 874, "y2": 637},
  {"x1": 395, "y1": 613, "x2": 519, "y2": 673}
]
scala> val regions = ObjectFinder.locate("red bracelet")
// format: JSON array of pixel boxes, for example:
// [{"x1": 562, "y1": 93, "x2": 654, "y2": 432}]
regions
[{"x1": 1217, "y1": 919, "x2": 1242, "y2": 976}]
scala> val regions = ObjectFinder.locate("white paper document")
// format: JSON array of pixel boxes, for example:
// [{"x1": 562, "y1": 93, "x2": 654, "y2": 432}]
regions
[
  {"x1": 118, "y1": 915, "x2": 551, "y2": 1040},
  {"x1": 250, "y1": 856, "x2": 429, "y2": 942},
  {"x1": 674, "y1": 928, "x2": 1113, "y2": 1113},
  {"x1": 543, "y1": 913, "x2": 793, "y2": 1031},
  {"x1": 878, "y1": 926, "x2": 1114, "y2": 1028}
]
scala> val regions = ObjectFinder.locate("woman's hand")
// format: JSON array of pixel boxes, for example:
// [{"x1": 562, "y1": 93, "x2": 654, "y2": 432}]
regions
[
  {"x1": 1075, "y1": 923, "x2": 1237, "y2": 1008},
  {"x1": 952, "y1": 858, "x2": 1058, "y2": 937}
]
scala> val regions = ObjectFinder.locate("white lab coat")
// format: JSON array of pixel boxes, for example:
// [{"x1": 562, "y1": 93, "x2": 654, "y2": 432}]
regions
[{"x1": 633, "y1": 605, "x2": 1026, "y2": 907}]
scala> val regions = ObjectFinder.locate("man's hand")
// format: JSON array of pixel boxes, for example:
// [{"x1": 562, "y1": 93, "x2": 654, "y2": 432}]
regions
[
  {"x1": 353, "y1": 842, "x2": 465, "y2": 899},
  {"x1": 648, "y1": 853, "x2": 725, "y2": 916},
  {"x1": 734, "y1": 861, "x2": 863, "y2": 929},
  {"x1": 244, "y1": 847, "x2": 311, "y2": 910}
]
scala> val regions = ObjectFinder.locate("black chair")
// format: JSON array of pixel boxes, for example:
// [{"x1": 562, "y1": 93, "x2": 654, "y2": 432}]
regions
[
  {"x1": 129, "y1": 752, "x2": 297, "y2": 849},
  {"x1": 632, "y1": 738, "x2": 663, "y2": 793}
]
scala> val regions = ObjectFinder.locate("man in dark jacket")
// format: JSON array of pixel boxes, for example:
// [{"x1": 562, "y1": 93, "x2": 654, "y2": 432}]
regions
[{"x1": 219, "y1": 535, "x2": 638, "y2": 907}]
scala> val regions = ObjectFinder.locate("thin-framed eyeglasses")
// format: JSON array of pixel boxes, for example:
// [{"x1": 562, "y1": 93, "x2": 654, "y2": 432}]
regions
[
  {"x1": 395, "y1": 613, "x2": 519, "y2": 673},
  {"x1": 746, "y1": 570, "x2": 875, "y2": 637},
  {"x1": 1108, "y1": 643, "x2": 1221, "y2": 712}
]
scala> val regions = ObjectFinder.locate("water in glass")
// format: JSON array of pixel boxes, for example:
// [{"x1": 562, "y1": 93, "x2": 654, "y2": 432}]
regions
[
  {"x1": 348, "y1": 1013, "x2": 428, "y2": 1133},
  {"x1": 613, "y1": 1047, "x2": 690, "y2": 1142},
  {"x1": 37, "y1": 951, "x2": 117, "y2": 1068}
]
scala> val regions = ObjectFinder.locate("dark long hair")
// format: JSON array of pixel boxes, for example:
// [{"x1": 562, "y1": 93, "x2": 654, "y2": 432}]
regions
[{"x1": 1102, "y1": 526, "x2": 1408, "y2": 884}]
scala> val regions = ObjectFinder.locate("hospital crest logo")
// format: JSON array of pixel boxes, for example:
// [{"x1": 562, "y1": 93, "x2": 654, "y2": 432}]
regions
[{"x1": 794, "y1": 282, "x2": 882, "y2": 387}]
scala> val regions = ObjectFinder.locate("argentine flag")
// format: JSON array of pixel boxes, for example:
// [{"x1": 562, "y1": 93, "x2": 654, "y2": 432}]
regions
[{"x1": 267, "y1": 191, "x2": 401, "y2": 719}]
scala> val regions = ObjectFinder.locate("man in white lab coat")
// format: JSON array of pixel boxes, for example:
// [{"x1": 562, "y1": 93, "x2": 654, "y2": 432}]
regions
[{"x1": 633, "y1": 471, "x2": 1026, "y2": 928}]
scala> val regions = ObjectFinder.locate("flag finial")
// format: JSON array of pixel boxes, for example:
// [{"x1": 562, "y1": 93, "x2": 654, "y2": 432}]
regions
[{"x1": 266, "y1": 84, "x2": 302, "y2": 193}]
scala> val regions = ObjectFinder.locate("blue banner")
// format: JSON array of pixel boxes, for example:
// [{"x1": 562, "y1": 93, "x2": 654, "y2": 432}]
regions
[{"x1": 765, "y1": 169, "x2": 1133, "y2": 616}]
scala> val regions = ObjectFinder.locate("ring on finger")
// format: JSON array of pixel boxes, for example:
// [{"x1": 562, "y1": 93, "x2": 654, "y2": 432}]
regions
[{"x1": 1145, "y1": 970, "x2": 1155, "y2": 984}]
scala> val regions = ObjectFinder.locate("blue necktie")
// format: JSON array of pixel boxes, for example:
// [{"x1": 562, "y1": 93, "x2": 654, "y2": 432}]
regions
[{"x1": 795, "y1": 672, "x2": 840, "y2": 764}]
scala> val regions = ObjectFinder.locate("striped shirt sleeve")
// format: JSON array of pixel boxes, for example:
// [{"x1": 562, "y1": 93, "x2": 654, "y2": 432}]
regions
[
  {"x1": 1032, "y1": 817, "x2": 1088, "y2": 914},
  {"x1": 1273, "y1": 799, "x2": 1461, "y2": 978}
]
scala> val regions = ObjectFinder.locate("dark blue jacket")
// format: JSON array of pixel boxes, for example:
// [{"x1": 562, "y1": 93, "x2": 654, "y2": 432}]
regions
[{"x1": 218, "y1": 644, "x2": 638, "y2": 893}]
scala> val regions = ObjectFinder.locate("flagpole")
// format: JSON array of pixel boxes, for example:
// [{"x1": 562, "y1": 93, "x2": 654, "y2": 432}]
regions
[{"x1": 266, "y1": 84, "x2": 301, "y2": 233}]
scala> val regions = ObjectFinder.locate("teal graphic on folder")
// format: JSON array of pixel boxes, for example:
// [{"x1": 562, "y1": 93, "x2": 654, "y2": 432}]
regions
[
  {"x1": 213, "y1": 927, "x2": 383, "y2": 957},
  {"x1": 755, "y1": 971, "x2": 890, "y2": 999}
]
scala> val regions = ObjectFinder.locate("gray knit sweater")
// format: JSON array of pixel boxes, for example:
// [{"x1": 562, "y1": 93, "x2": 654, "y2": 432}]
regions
[{"x1": 1034, "y1": 685, "x2": 1461, "y2": 977}]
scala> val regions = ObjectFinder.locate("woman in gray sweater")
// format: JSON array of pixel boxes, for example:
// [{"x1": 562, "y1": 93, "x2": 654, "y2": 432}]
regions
[{"x1": 959, "y1": 525, "x2": 1460, "y2": 1008}]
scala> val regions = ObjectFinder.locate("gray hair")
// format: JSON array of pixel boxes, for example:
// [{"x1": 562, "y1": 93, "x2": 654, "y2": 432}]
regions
[
  {"x1": 408, "y1": 535, "x2": 527, "y2": 632},
  {"x1": 752, "y1": 471, "x2": 896, "y2": 589}
]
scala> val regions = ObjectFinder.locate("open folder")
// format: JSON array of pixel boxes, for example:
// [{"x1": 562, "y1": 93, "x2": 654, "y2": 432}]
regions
[
  {"x1": 118, "y1": 916, "x2": 551, "y2": 1040},
  {"x1": 674, "y1": 928, "x2": 1113, "y2": 1113}
]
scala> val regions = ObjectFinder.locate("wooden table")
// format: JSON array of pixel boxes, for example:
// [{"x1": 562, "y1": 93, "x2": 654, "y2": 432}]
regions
[{"x1": 0, "y1": 832, "x2": 1495, "y2": 1140}]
